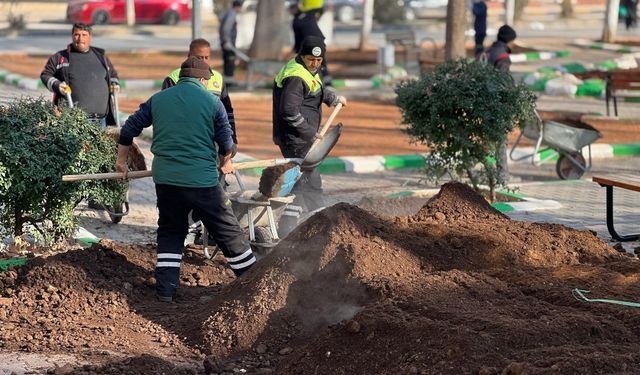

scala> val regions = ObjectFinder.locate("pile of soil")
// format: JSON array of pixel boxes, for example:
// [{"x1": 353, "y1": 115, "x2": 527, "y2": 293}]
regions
[{"x1": 2, "y1": 182, "x2": 640, "y2": 374}]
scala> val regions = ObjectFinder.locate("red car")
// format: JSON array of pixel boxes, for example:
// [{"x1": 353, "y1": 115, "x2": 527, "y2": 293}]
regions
[{"x1": 67, "y1": 0, "x2": 192, "y2": 25}]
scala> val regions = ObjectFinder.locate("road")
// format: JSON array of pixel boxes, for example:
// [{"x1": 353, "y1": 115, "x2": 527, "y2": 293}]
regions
[{"x1": 1, "y1": 12, "x2": 638, "y2": 53}]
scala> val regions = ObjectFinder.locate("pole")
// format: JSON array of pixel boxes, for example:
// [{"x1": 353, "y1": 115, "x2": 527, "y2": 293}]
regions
[
  {"x1": 126, "y1": 0, "x2": 135, "y2": 26},
  {"x1": 504, "y1": 0, "x2": 515, "y2": 25},
  {"x1": 602, "y1": 0, "x2": 620, "y2": 42},
  {"x1": 359, "y1": 0, "x2": 374, "y2": 50},
  {"x1": 192, "y1": 0, "x2": 202, "y2": 40}
]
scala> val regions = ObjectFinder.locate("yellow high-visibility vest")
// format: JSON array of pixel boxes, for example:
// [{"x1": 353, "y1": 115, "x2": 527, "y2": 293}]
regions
[{"x1": 300, "y1": 0, "x2": 323, "y2": 11}]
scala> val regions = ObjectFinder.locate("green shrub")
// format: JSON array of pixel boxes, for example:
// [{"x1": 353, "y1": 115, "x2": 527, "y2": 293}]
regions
[
  {"x1": 395, "y1": 58, "x2": 536, "y2": 198},
  {"x1": 374, "y1": 0, "x2": 404, "y2": 23},
  {"x1": 0, "y1": 97, "x2": 127, "y2": 244}
]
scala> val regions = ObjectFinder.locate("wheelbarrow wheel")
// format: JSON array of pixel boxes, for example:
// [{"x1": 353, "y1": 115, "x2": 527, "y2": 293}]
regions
[
  {"x1": 556, "y1": 153, "x2": 586, "y2": 180},
  {"x1": 106, "y1": 201, "x2": 129, "y2": 224},
  {"x1": 251, "y1": 226, "x2": 273, "y2": 256}
]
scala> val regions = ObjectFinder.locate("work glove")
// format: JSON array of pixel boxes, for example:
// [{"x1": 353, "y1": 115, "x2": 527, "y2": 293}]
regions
[
  {"x1": 335, "y1": 95, "x2": 347, "y2": 107},
  {"x1": 58, "y1": 81, "x2": 69, "y2": 96}
]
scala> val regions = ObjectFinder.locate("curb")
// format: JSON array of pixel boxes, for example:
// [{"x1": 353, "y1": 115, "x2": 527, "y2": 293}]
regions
[
  {"x1": 509, "y1": 50, "x2": 571, "y2": 63},
  {"x1": 572, "y1": 38, "x2": 640, "y2": 54},
  {"x1": 383, "y1": 187, "x2": 562, "y2": 213},
  {"x1": 293, "y1": 142, "x2": 640, "y2": 176}
]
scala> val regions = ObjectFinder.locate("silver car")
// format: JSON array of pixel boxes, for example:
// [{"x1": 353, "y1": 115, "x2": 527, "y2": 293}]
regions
[{"x1": 401, "y1": 0, "x2": 449, "y2": 20}]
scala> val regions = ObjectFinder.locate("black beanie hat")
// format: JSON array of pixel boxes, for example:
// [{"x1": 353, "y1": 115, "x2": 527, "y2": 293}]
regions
[
  {"x1": 179, "y1": 56, "x2": 212, "y2": 80},
  {"x1": 299, "y1": 36, "x2": 326, "y2": 58},
  {"x1": 497, "y1": 25, "x2": 517, "y2": 43}
]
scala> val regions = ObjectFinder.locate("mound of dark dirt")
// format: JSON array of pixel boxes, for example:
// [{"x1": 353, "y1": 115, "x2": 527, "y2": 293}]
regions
[{"x1": 2, "y1": 182, "x2": 640, "y2": 375}]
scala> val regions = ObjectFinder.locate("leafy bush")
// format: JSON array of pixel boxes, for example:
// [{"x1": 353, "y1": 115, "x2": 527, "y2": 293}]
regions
[
  {"x1": 0, "y1": 97, "x2": 127, "y2": 244},
  {"x1": 374, "y1": 0, "x2": 404, "y2": 23},
  {"x1": 395, "y1": 59, "x2": 536, "y2": 198}
]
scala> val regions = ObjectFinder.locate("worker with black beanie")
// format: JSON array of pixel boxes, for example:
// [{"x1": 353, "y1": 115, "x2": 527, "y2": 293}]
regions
[{"x1": 272, "y1": 36, "x2": 346, "y2": 217}]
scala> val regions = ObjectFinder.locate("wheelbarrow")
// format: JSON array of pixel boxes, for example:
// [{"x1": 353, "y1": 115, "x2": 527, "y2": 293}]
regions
[
  {"x1": 64, "y1": 84, "x2": 134, "y2": 224},
  {"x1": 62, "y1": 104, "x2": 344, "y2": 249},
  {"x1": 197, "y1": 105, "x2": 345, "y2": 258},
  {"x1": 509, "y1": 110, "x2": 602, "y2": 180}
]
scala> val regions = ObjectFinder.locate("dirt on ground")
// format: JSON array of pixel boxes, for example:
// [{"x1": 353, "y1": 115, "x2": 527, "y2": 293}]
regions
[{"x1": 2, "y1": 182, "x2": 640, "y2": 374}]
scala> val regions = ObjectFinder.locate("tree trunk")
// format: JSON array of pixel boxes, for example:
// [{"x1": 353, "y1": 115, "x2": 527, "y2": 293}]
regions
[
  {"x1": 359, "y1": 0, "x2": 375, "y2": 50},
  {"x1": 445, "y1": 0, "x2": 467, "y2": 60},
  {"x1": 248, "y1": 0, "x2": 286, "y2": 60},
  {"x1": 561, "y1": 0, "x2": 574, "y2": 18},
  {"x1": 602, "y1": 0, "x2": 621, "y2": 42}
]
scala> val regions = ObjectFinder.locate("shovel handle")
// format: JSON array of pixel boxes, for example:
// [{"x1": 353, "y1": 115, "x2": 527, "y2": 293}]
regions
[
  {"x1": 318, "y1": 102, "x2": 342, "y2": 139},
  {"x1": 61, "y1": 158, "x2": 304, "y2": 182}
]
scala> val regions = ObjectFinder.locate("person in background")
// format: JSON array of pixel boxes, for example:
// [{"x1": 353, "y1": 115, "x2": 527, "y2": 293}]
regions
[
  {"x1": 116, "y1": 57, "x2": 255, "y2": 303},
  {"x1": 290, "y1": 1, "x2": 332, "y2": 86},
  {"x1": 40, "y1": 23, "x2": 120, "y2": 128},
  {"x1": 219, "y1": 0, "x2": 243, "y2": 84},
  {"x1": 272, "y1": 36, "x2": 346, "y2": 214},
  {"x1": 622, "y1": 0, "x2": 638, "y2": 29},
  {"x1": 484, "y1": 24, "x2": 517, "y2": 183},
  {"x1": 485, "y1": 24, "x2": 516, "y2": 72},
  {"x1": 472, "y1": 0, "x2": 488, "y2": 57},
  {"x1": 162, "y1": 38, "x2": 238, "y2": 146}
]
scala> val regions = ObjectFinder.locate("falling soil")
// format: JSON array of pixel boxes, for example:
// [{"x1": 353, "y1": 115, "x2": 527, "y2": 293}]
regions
[{"x1": 3, "y1": 182, "x2": 640, "y2": 374}]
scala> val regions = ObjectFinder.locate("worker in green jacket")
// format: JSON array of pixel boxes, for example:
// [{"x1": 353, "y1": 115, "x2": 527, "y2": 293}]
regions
[
  {"x1": 116, "y1": 57, "x2": 255, "y2": 303},
  {"x1": 163, "y1": 38, "x2": 239, "y2": 246}
]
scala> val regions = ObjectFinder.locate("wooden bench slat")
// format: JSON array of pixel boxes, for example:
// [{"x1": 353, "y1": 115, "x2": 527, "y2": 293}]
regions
[{"x1": 593, "y1": 175, "x2": 640, "y2": 193}]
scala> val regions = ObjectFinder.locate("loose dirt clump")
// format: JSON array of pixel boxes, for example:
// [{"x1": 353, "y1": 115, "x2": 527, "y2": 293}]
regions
[{"x1": 2, "y1": 182, "x2": 640, "y2": 374}]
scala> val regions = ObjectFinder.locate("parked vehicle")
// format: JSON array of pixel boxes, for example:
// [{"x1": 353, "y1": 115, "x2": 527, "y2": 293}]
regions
[
  {"x1": 66, "y1": 0, "x2": 192, "y2": 25},
  {"x1": 327, "y1": 0, "x2": 364, "y2": 23},
  {"x1": 400, "y1": 0, "x2": 448, "y2": 20}
]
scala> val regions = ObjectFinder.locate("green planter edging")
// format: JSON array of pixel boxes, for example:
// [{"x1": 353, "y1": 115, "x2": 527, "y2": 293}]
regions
[
  {"x1": 384, "y1": 154, "x2": 426, "y2": 169},
  {"x1": 0, "y1": 257, "x2": 28, "y2": 272},
  {"x1": 612, "y1": 143, "x2": 640, "y2": 157}
]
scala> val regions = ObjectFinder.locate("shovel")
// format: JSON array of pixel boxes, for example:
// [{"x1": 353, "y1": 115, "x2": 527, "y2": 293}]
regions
[
  {"x1": 64, "y1": 85, "x2": 74, "y2": 108},
  {"x1": 61, "y1": 104, "x2": 343, "y2": 182},
  {"x1": 110, "y1": 83, "x2": 121, "y2": 128}
]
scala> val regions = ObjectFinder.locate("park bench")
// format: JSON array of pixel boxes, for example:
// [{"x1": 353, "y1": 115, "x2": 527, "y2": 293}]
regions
[
  {"x1": 605, "y1": 70, "x2": 640, "y2": 117},
  {"x1": 385, "y1": 27, "x2": 437, "y2": 75},
  {"x1": 231, "y1": 46, "x2": 282, "y2": 90},
  {"x1": 592, "y1": 174, "x2": 640, "y2": 241}
]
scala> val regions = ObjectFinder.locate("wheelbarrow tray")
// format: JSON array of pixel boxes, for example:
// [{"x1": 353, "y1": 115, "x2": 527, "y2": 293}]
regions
[
  {"x1": 522, "y1": 118, "x2": 602, "y2": 154},
  {"x1": 230, "y1": 194, "x2": 294, "y2": 228}
]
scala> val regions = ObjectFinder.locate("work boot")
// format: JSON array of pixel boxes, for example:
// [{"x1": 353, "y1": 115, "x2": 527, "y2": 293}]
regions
[{"x1": 156, "y1": 294, "x2": 173, "y2": 303}]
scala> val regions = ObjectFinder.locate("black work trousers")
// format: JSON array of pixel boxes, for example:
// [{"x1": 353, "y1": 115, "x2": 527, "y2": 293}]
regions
[
  {"x1": 155, "y1": 183, "x2": 255, "y2": 298},
  {"x1": 279, "y1": 143, "x2": 324, "y2": 212},
  {"x1": 222, "y1": 48, "x2": 236, "y2": 78}
]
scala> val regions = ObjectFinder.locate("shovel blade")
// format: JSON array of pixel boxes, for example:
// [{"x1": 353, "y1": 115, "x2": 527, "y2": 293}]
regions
[{"x1": 302, "y1": 123, "x2": 342, "y2": 169}]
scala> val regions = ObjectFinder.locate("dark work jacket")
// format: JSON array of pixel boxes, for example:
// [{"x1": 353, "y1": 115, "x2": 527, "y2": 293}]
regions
[
  {"x1": 292, "y1": 9, "x2": 325, "y2": 53},
  {"x1": 472, "y1": 1, "x2": 487, "y2": 37},
  {"x1": 40, "y1": 44, "x2": 120, "y2": 125},
  {"x1": 272, "y1": 57, "x2": 336, "y2": 156},
  {"x1": 219, "y1": 9, "x2": 238, "y2": 48},
  {"x1": 485, "y1": 41, "x2": 512, "y2": 72}
]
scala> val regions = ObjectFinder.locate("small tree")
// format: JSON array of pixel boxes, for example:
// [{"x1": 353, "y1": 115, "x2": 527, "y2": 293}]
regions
[
  {"x1": 0, "y1": 98, "x2": 127, "y2": 245},
  {"x1": 395, "y1": 59, "x2": 535, "y2": 199}
]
